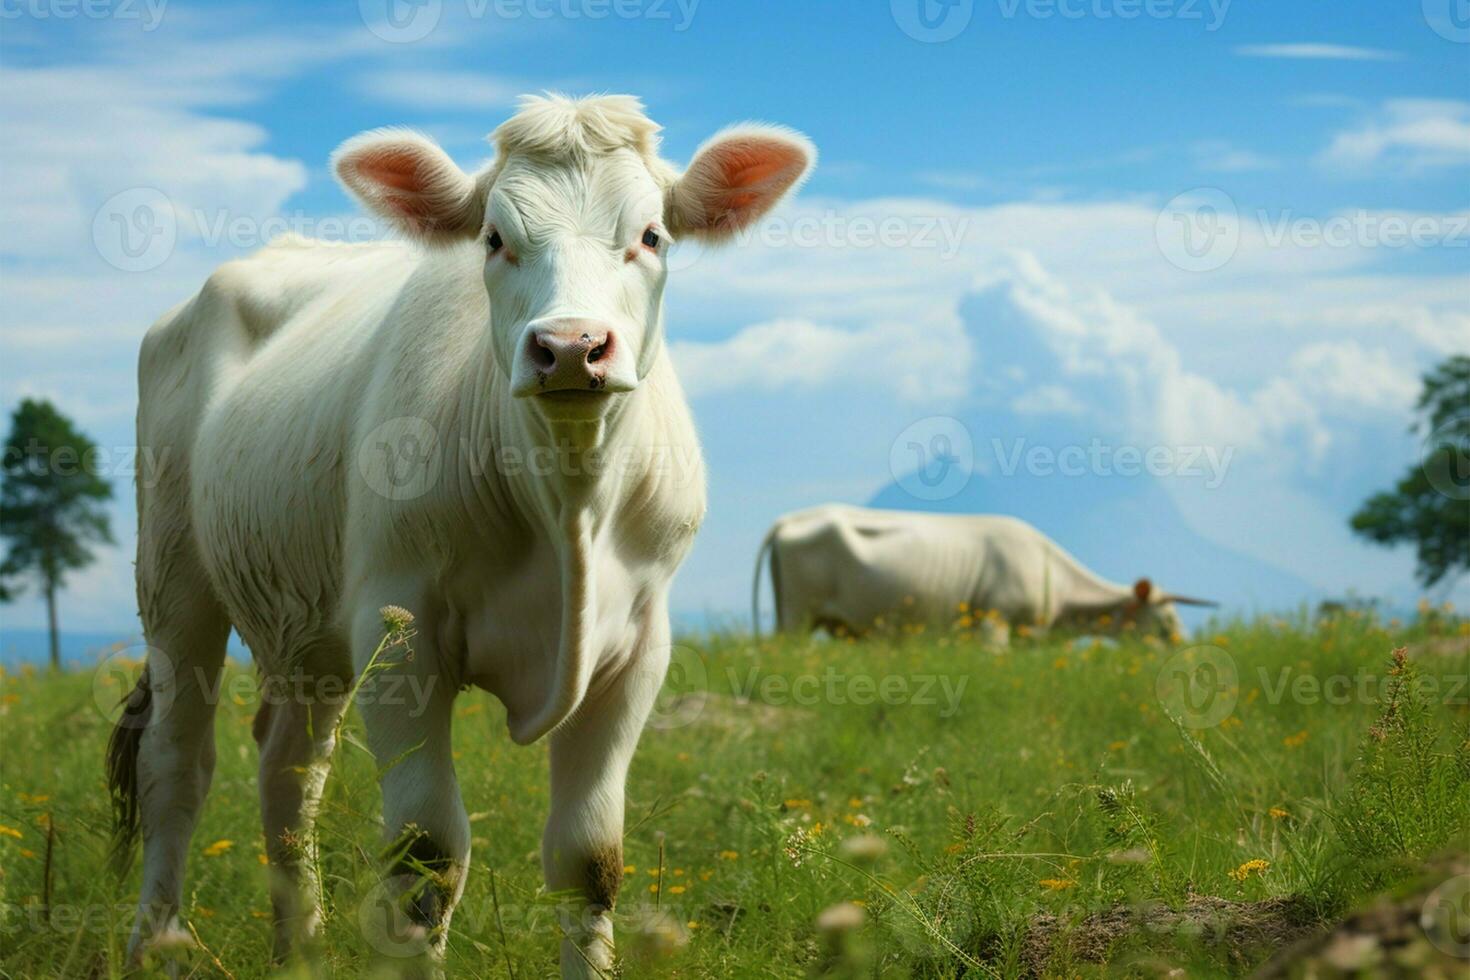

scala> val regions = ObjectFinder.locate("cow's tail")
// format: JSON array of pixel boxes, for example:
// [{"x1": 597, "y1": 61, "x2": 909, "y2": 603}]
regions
[
  {"x1": 106, "y1": 667, "x2": 153, "y2": 876},
  {"x1": 752, "y1": 522, "x2": 780, "y2": 640},
  {"x1": 508, "y1": 510, "x2": 598, "y2": 746}
]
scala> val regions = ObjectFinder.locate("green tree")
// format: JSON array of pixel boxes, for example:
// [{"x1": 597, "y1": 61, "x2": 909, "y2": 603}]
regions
[
  {"x1": 0, "y1": 399, "x2": 114, "y2": 670},
  {"x1": 1351, "y1": 355, "x2": 1470, "y2": 590}
]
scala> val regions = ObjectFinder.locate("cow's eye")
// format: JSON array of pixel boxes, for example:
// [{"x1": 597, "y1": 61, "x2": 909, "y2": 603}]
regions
[
  {"x1": 487, "y1": 229, "x2": 504, "y2": 252},
  {"x1": 641, "y1": 227, "x2": 660, "y2": 250}
]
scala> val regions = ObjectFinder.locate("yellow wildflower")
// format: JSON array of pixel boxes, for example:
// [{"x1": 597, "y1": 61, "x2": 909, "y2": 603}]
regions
[
  {"x1": 718, "y1": 850, "x2": 739, "y2": 861},
  {"x1": 1228, "y1": 859, "x2": 1270, "y2": 882},
  {"x1": 1039, "y1": 878, "x2": 1075, "y2": 891},
  {"x1": 1269, "y1": 807, "x2": 1289, "y2": 819},
  {"x1": 202, "y1": 839, "x2": 234, "y2": 857},
  {"x1": 0, "y1": 825, "x2": 22, "y2": 839}
]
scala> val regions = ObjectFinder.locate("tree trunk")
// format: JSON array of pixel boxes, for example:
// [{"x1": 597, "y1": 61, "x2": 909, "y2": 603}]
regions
[{"x1": 45, "y1": 581, "x2": 60, "y2": 672}]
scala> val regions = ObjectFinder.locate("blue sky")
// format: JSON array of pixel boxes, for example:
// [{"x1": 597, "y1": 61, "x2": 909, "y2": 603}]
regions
[{"x1": 1, "y1": 0, "x2": 1467, "y2": 638}]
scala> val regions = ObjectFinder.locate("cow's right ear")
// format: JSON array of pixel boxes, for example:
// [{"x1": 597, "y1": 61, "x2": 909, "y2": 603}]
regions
[{"x1": 333, "y1": 129, "x2": 485, "y2": 245}]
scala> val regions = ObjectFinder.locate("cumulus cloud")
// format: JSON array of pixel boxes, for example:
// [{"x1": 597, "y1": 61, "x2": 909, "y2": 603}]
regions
[{"x1": 671, "y1": 316, "x2": 969, "y2": 402}]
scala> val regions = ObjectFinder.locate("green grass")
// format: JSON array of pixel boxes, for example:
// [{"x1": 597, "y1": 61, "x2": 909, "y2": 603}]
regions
[{"x1": 2, "y1": 610, "x2": 1467, "y2": 978}]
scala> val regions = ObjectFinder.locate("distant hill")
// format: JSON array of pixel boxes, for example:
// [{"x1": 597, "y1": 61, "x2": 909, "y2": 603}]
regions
[{"x1": 870, "y1": 445, "x2": 1318, "y2": 626}]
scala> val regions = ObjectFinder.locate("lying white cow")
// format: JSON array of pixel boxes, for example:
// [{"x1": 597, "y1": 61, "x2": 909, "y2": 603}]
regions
[
  {"x1": 752, "y1": 505, "x2": 1214, "y2": 643},
  {"x1": 108, "y1": 94, "x2": 813, "y2": 977}
]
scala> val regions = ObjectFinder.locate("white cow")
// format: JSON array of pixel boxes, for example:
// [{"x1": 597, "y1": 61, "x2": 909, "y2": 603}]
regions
[
  {"x1": 752, "y1": 505, "x2": 1215, "y2": 643},
  {"x1": 108, "y1": 94, "x2": 814, "y2": 977}
]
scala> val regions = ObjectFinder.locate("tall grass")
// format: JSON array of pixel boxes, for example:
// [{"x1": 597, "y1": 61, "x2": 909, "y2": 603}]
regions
[{"x1": 1, "y1": 608, "x2": 1465, "y2": 977}]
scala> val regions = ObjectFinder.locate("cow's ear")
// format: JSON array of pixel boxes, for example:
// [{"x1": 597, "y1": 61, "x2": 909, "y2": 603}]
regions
[
  {"x1": 1133, "y1": 578, "x2": 1153, "y2": 604},
  {"x1": 333, "y1": 129, "x2": 485, "y2": 245},
  {"x1": 668, "y1": 124, "x2": 815, "y2": 243}
]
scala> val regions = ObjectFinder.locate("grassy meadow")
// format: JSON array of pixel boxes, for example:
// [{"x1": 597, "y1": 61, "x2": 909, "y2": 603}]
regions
[{"x1": 2, "y1": 608, "x2": 1467, "y2": 978}]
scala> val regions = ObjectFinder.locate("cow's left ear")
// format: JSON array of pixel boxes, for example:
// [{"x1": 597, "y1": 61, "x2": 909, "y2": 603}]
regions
[
  {"x1": 1133, "y1": 578, "x2": 1153, "y2": 604},
  {"x1": 333, "y1": 128, "x2": 486, "y2": 245},
  {"x1": 668, "y1": 124, "x2": 815, "y2": 243}
]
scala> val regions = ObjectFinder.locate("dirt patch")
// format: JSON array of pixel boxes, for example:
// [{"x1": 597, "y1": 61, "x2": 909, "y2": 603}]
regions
[
  {"x1": 663, "y1": 692, "x2": 812, "y2": 733},
  {"x1": 1253, "y1": 855, "x2": 1469, "y2": 979},
  {"x1": 1020, "y1": 894, "x2": 1320, "y2": 975}
]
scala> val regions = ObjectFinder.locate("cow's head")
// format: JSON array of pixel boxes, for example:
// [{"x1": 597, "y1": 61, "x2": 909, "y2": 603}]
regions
[
  {"x1": 334, "y1": 94, "x2": 814, "y2": 419},
  {"x1": 1124, "y1": 578, "x2": 1218, "y2": 641}
]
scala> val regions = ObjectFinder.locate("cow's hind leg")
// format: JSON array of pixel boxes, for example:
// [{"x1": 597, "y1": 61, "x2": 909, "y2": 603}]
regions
[
  {"x1": 253, "y1": 643, "x2": 350, "y2": 962},
  {"x1": 112, "y1": 551, "x2": 231, "y2": 965}
]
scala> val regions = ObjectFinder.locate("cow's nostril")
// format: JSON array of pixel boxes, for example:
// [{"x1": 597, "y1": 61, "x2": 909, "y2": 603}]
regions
[
  {"x1": 529, "y1": 336, "x2": 557, "y2": 371},
  {"x1": 587, "y1": 344, "x2": 607, "y2": 363}
]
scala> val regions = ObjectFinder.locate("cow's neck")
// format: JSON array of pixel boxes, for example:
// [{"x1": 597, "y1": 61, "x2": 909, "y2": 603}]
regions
[{"x1": 1046, "y1": 549, "x2": 1133, "y2": 622}]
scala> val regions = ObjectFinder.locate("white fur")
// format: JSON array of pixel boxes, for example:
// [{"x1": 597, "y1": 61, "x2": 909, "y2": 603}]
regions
[
  {"x1": 754, "y1": 505, "x2": 1191, "y2": 644},
  {"x1": 125, "y1": 94, "x2": 813, "y2": 977}
]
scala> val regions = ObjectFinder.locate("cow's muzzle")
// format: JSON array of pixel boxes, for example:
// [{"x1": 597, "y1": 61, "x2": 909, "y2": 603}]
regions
[{"x1": 511, "y1": 319, "x2": 636, "y2": 399}]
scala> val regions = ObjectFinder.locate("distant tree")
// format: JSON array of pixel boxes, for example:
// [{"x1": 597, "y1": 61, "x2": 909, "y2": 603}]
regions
[
  {"x1": 1351, "y1": 355, "x2": 1470, "y2": 590},
  {"x1": 0, "y1": 400, "x2": 114, "y2": 670}
]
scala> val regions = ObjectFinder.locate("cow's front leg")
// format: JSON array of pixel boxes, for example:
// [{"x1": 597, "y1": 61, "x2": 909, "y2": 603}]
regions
[
  {"x1": 544, "y1": 634, "x2": 669, "y2": 979},
  {"x1": 352, "y1": 603, "x2": 468, "y2": 976}
]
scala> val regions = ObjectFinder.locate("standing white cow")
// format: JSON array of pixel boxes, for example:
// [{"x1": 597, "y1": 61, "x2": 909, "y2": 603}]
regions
[
  {"x1": 752, "y1": 505, "x2": 1215, "y2": 643},
  {"x1": 108, "y1": 94, "x2": 814, "y2": 977}
]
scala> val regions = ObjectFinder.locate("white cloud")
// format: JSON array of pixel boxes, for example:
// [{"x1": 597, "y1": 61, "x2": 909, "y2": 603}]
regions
[
  {"x1": 672, "y1": 317, "x2": 968, "y2": 402},
  {"x1": 1320, "y1": 99, "x2": 1470, "y2": 172},
  {"x1": 1191, "y1": 141, "x2": 1277, "y2": 173},
  {"x1": 1234, "y1": 43, "x2": 1400, "y2": 61}
]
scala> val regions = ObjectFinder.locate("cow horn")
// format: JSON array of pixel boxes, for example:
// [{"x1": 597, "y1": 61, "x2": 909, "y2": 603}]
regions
[{"x1": 1164, "y1": 594, "x2": 1219, "y2": 608}]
